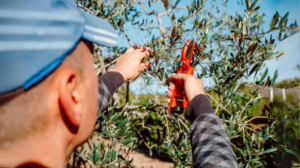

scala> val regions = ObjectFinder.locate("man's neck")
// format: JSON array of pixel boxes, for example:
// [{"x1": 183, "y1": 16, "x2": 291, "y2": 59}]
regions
[{"x1": 0, "y1": 132, "x2": 70, "y2": 167}]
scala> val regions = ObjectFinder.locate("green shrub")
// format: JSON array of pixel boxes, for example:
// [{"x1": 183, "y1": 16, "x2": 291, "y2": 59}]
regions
[{"x1": 264, "y1": 95, "x2": 300, "y2": 167}]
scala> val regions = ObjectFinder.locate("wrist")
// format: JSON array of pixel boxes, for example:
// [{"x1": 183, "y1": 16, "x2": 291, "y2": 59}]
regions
[
  {"x1": 99, "y1": 71, "x2": 125, "y2": 95},
  {"x1": 108, "y1": 69, "x2": 126, "y2": 81},
  {"x1": 185, "y1": 94, "x2": 214, "y2": 123},
  {"x1": 188, "y1": 91, "x2": 205, "y2": 102}
]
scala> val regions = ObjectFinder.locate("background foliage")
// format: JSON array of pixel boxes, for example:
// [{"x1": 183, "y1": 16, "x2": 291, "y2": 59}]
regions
[{"x1": 69, "y1": 0, "x2": 300, "y2": 167}]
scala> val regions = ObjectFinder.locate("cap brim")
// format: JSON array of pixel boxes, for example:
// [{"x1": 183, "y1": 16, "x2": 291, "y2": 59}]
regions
[{"x1": 81, "y1": 11, "x2": 118, "y2": 47}]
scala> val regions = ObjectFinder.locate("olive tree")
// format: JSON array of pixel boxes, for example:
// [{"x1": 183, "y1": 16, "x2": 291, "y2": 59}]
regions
[{"x1": 70, "y1": 0, "x2": 299, "y2": 167}]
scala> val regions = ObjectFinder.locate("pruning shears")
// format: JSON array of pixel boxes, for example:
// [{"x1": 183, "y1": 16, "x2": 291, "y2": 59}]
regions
[{"x1": 168, "y1": 39, "x2": 197, "y2": 115}]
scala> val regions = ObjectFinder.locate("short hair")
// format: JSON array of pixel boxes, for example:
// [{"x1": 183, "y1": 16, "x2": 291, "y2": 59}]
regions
[{"x1": 0, "y1": 39, "x2": 90, "y2": 145}]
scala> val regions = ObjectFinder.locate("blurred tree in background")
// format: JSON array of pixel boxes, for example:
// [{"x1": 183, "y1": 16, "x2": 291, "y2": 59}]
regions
[{"x1": 69, "y1": 0, "x2": 300, "y2": 167}]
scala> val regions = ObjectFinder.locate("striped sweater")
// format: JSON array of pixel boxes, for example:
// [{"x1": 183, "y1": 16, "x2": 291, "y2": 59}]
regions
[{"x1": 98, "y1": 72, "x2": 237, "y2": 168}]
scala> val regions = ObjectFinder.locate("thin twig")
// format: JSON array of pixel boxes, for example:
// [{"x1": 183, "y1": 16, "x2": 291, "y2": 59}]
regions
[
  {"x1": 89, "y1": 139, "x2": 94, "y2": 151},
  {"x1": 178, "y1": 118, "x2": 190, "y2": 133},
  {"x1": 105, "y1": 2, "x2": 118, "y2": 17},
  {"x1": 125, "y1": 82, "x2": 130, "y2": 103},
  {"x1": 119, "y1": 26, "x2": 133, "y2": 47},
  {"x1": 177, "y1": 6, "x2": 203, "y2": 28},
  {"x1": 206, "y1": 93, "x2": 232, "y2": 115}
]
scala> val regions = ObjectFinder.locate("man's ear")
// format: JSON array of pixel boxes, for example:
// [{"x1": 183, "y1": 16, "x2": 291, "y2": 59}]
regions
[{"x1": 58, "y1": 70, "x2": 82, "y2": 128}]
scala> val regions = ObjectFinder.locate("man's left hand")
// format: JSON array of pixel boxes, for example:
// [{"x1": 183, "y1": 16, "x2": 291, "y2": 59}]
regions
[{"x1": 108, "y1": 45, "x2": 152, "y2": 81}]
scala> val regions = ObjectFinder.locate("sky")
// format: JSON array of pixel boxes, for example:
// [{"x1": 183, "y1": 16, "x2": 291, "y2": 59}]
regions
[
  {"x1": 261, "y1": 0, "x2": 300, "y2": 82},
  {"x1": 115, "y1": 0, "x2": 300, "y2": 94}
]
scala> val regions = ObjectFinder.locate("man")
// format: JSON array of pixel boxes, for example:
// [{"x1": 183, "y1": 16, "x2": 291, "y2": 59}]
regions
[{"x1": 0, "y1": 0, "x2": 237, "y2": 167}]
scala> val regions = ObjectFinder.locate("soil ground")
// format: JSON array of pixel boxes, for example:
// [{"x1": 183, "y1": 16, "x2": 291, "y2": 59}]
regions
[{"x1": 129, "y1": 150, "x2": 173, "y2": 168}]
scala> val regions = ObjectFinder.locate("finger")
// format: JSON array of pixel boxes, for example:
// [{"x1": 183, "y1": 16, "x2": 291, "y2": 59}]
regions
[
  {"x1": 131, "y1": 48, "x2": 147, "y2": 53},
  {"x1": 133, "y1": 44, "x2": 141, "y2": 49},
  {"x1": 134, "y1": 45, "x2": 141, "y2": 51},
  {"x1": 132, "y1": 50, "x2": 152, "y2": 60},
  {"x1": 141, "y1": 47, "x2": 151, "y2": 51},
  {"x1": 167, "y1": 91, "x2": 173, "y2": 98},
  {"x1": 171, "y1": 73, "x2": 189, "y2": 81},
  {"x1": 131, "y1": 47, "x2": 152, "y2": 54},
  {"x1": 145, "y1": 50, "x2": 154, "y2": 57},
  {"x1": 147, "y1": 63, "x2": 152, "y2": 68},
  {"x1": 145, "y1": 48, "x2": 155, "y2": 57},
  {"x1": 169, "y1": 84, "x2": 175, "y2": 91},
  {"x1": 167, "y1": 98, "x2": 170, "y2": 103},
  {"x1": 130, "y1": 49, "x2": 152, "y2": 62},
  {"x1": 127, "y1": 45, "x2": 141, "y2": 52},
  {"x1": 140, "y1": 63, "x2": 147, "y2": 72},
  {"x1": 139, "y1": 47, "x2": 153, "y2": 57}
]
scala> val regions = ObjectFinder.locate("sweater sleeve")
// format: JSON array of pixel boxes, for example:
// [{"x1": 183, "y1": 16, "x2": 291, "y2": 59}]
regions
[
  {"x1": 97, "y1": 71, "x2": 124, "y2": 114},
  {"x1": 185, "y1": 94, "x2": 238, "y2": 168}
]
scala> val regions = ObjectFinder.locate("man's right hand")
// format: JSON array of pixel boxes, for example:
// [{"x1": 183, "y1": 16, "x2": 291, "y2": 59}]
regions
[{"x1": 167, "y1": 73, "x2": 205, "y2": 103}]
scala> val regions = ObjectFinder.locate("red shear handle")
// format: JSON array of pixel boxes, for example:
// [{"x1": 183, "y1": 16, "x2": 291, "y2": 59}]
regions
[
  {"x1": 168, "y1": 66, "x2": 194, "y2": 114},
  {"x1": 168, "y1": 39, "x2": 195, "y2": 115}
]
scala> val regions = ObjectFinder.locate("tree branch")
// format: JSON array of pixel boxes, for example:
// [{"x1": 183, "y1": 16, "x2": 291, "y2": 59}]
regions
[
  {"x1": 125, "y1": 82, "x2": 130, "y2": 104},
  {"x1": 138, "y1": 1, "x2": 187, "y2": 34},
  {"x1": 165, "y1": 25, "x2": 299, "y2": 52},
  {"x1": 95, "y1": 44, "x2": 106, "y2": 75},
  {"x1": 177, "y1": 6, "x2": 203, "y2": 28},
  {"x1": 105, "y1": 2, "x2": 118, "y2": 17}
]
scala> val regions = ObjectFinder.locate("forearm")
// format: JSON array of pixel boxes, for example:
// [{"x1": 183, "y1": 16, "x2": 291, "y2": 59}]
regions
[
  {"x1": 97, "y1": 71, "x2": 124, "y2": 113},
  {"x1": 185, "y1": 94, "x2": 237, "y2": 168}
]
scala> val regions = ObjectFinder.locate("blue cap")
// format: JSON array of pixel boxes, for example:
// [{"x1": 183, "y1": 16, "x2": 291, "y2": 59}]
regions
[{"x1": 0, "y1": 0, "x2": 118, "y2": 95}]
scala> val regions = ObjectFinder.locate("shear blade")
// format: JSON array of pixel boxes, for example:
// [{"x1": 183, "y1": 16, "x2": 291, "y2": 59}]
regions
[{"x1": 185, "y1": 39, "x2": 194, "y2": 60}]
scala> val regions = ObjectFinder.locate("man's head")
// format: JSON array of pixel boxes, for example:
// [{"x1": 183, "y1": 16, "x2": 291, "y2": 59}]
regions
[
  {"x1": 0, "y1": 39, "x2": 98, "y2": 152},
  {"x1": 0, "y1": 1, "x2": 118, "y2": 166}
]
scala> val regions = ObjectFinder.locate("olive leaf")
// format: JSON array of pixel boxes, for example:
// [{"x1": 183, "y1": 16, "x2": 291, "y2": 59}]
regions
[{"x1": 270, "y1": 11, "x2": 279, "y2": 31}]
